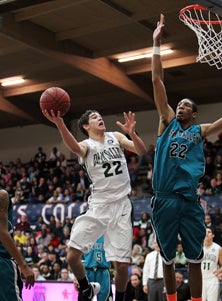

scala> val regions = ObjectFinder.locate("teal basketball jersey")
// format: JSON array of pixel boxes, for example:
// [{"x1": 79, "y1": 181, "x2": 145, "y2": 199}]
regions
[
  {"x1": 152, "y1": 118, "x2": 205, "y2": 200},
  {"x1": 0, "y1": 198, "x2": 13, "y2": 258},
  {"x1": 83, "y1": 236, "x2": 110, "y2": 269},
  {"x1": 0, "y1": 194, "x2": 23, "y2": 301}
]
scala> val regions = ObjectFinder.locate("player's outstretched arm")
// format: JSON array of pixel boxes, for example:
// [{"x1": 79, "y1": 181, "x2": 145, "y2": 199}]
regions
[
  {"x1": 152, "y1": 14, "x2": 175, "y2": 133},
  {"x1": 201, "y1": 118, "x2": 222, "y2": 138},
  {"x1": 116, "y1": 111, "x2": 147, "y2": 155},
  {"x1": 0, "y1": 190, "x2": 34, "y2": 289},
  {"x1": 42, "y1": 109, "x2": 87, "y2": 158}
]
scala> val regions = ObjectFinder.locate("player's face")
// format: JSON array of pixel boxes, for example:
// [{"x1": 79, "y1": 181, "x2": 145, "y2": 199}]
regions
[
  {"x1": 176, "y1": 99, "x2": 196, "y2": 123},
  {"x1": 205, "y1": 228, "x2": 214, "y2": 241},
  {"x1": 88, "y1": 112, "x2": 106, "y2": 132}
]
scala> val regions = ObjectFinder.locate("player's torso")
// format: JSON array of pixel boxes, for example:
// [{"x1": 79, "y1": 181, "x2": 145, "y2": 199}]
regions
[
  {"x1": 202, "y1": 242, "x2": 220, "y2": 279},
  {"x1": 0, "y1": 200, "x2": 13, "y2": 258},
  {"x1": 81, "y1": 132, "x2": 131, "y2": 203},
  {"x1": 153, "y1": 118, "x2": 205, "y2": 199}
]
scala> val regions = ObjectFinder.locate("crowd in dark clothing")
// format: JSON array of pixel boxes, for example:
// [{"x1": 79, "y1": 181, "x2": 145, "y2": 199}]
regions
[
  {"x1": 0, "y1": 132, "x2": 222, "y2": 207},
  {"x1": 0, "y1": 146, "x2": 91, "y2": 205}
]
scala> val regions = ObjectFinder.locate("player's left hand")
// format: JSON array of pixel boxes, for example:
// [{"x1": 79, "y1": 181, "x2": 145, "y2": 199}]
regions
[
  {"x1": 21, "y1": 264, "x2": 35, "y2": 289},
  {"x1": 213, "y1": 269, "x2": 222, "y2": 279},
  {"x1": 42, "y1": 109, "x2": 64, "y2": 127},
  {"x1": 116, "y1": 111, "x2": 136, "y2": 135},
  {"x1": 153, "y1": 14, "x2": 164, "y2": 45}
]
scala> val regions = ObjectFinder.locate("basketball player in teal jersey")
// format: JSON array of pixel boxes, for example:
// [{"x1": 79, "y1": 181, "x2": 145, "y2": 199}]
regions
[
  {"x1": 42, "y1": 109, "x2": 147, "y2": 301},
  {"x1": 151, "y1": 14, "x2": 222, "y2": 301},
  {"x1": 0, "y1": 189, "x2": 34, "y2": 301},
  {"x1": 77, "y1": 236, "x2": 112, "y2": 301}
]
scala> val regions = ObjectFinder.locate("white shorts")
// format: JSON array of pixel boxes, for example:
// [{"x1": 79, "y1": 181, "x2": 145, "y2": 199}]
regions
[
  {"x1": 202, "y1": 276, "x2": 219, "y2": 301},
  {"x1": 68, "y1": 195, "x2": 133, "y2": 263}
]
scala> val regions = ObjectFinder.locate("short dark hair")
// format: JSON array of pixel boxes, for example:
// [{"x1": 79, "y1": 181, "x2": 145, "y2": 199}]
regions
[
  {"x1": 206, "y1": 225, "x2": 215, "y2": 234},
  {"x1": 78, "y1": 110, "x2": 99, "y2": 137},
  {"x1": 186, "y1": 97, "x2": 198, "y2": 113}
]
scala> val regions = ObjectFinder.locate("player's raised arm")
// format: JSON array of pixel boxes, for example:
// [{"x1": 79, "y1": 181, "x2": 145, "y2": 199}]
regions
[
  {"x1": 152, "y1": 14, "x2": 175, "y2": 133},
  {"x1": 42, "y1": 109, "x2": 88, "y2": 158},
  {"x1": 116, "y1": 111, "x2": 147, "y2": 155}
]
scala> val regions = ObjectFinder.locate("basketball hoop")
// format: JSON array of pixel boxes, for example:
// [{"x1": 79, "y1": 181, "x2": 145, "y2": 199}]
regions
[{"x1": 179, "y1": 4, "x2": 222, "y2": 69}]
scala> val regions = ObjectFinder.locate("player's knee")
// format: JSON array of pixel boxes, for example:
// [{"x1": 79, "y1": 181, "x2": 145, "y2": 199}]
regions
[
  {"x1": 115, "y1": 262, "x2": 128, "y2": 273},
  {"x1": 67, "y1": 247, "x2": 82, "y2": 265}
]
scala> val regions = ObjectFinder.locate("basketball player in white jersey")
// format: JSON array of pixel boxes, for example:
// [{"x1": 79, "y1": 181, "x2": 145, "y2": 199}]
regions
[
  {"x1": 42, "y1": 109, "x2": 147, "y2": 301},
  {"x1": 202, "y1": 226, "x2": 222, "y2": 301}
]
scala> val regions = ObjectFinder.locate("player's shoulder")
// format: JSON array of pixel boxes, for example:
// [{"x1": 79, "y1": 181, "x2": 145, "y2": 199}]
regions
[
  {"x1": 0, "y1": 189, "x2": 9, "y2": 210},
  {"x1": 80, "y1": 140, "x2": 89, "y2": 147},
  {"x1": 105, "y1": 131, "x2": 122, "y2": 143},
  {"x1": 0, "y1": 189, "x2": 9, "y2": 199},
  {"x1": 107, "y1": 131, "x2": 118, "y2": 137},
  {"x1": 212, "y1": 242, "x2": 221, "y2": 249},
  {"x1": 112, "y1": 131, "x2": 125, "y2": 141}
]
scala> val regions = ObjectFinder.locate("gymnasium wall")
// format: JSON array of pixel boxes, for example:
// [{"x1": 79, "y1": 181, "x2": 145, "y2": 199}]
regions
[{"x1": 0, "y1": 102, "x2": 221, "y2": 164}]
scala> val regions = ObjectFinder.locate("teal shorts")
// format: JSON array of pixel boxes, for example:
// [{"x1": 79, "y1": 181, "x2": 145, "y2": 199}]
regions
[
  {"x1": 0, "y1": 257, "x2": 23, "y2": 301},
  {"x1": 151, "y1": 192, "x2": 206, "y2": 264}
]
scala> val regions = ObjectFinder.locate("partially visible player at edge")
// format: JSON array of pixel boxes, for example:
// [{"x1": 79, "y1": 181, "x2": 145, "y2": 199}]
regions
[
  {"x1": 42, "y1": 108, "x2": 147, "y2": 301},
  {"x1": 0, "y1": 189, "x2": 34, "y2": 301},
  {"x1": 201, "y1": 226, "x2": 222, "y2": 301},
  {"x1": 151, "y1": 14, "x2": 222, "y2": 301},
  {"x1": 76, "y1": 236, "x2": 113, "y2": 301}
]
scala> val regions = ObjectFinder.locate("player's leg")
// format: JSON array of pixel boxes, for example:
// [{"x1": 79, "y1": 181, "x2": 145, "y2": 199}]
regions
[
  {"x1": 206, "y1": 277, "x2": 219, "y2": 301},
  {"x1": 67, "y1": 213, "x2": 103, "y2": 299},
  {"x1": 0, "y1": 258, "x2": 23, "y2": 301},
  {"x1": 67, "y1": 247, "x2": 85, "y2": 279},
  {"x1": 162, "y1": 263, "x2": 177, "y2": 301},
  {"x1": 67, "y1": 248, "x2": 100, "y2": 300},
  {"x1": 188, "y1": 262, "x2": 202, "y2": 299},
  {"x1": 104, "y1": 196, "x2": 132, "y2": 301},
  {"x1": 95, "y1": 269, "x2": 111, "y2": 301},
  {"x1": 180, "y1": 198, "x2": 205, "y2": 301},
  {"x1": 113, "y1": 261, "x2": 129, "y2": 301},
  {"x1": 201, "y1": 279, "x2": 207, "y2": 301},
  {"x1": 151, "y1": 195, "x2": 179, "y2": 301}
]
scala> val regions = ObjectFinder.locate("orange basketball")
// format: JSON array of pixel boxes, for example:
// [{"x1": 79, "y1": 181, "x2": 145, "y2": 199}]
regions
[{"x1": 40, "y1": 87, "x2": 71, "y2": 116}]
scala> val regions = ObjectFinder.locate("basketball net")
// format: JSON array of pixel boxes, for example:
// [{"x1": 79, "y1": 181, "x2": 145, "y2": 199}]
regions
[{"x1": 179, "y1": 4, "x2": 222, "y2": 69}]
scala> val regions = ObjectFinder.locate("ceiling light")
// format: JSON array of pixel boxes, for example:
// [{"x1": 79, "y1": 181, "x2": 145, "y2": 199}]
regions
[
  {"x1": 118, "y1": 49, "x2": 173, "y2": 63},
  {"x1": 1, "y1": 77, "x2": 25, "y2": 86},
  {"x1": 0, "y1": 0, "x2": 17, "y2": 5}
]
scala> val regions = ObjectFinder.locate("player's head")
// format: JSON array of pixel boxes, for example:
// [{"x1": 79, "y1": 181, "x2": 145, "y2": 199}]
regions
[
  {"x1": 205, "y1": 226, "x2": 215, "y2": 241},
  {"x1": 78, "y1": 110, "x2": 99, "y2": 136},
  {"x1": 176, "y1": 97, "x2": 198, "y2": 123}
]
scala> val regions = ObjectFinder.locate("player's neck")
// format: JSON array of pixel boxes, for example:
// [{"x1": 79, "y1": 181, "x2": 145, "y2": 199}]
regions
[
  {"x1": 89, "y1": 131, "x2": 105, "y2": 142},
  {"x1": 204, "y1": 240, "x2": 213, "y2": 247},
  {"x1": 180, "y1": 121, "x2": 194, "y2": 130}
]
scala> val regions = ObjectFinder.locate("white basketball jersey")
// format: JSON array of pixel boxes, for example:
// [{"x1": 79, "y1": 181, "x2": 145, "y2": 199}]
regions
[
  {"x1": 202, "y1": 242, "x2": 221, "y2": 279},
  {"x1": 79, "y1": 132, "x2": 131, "y2": 204}
]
